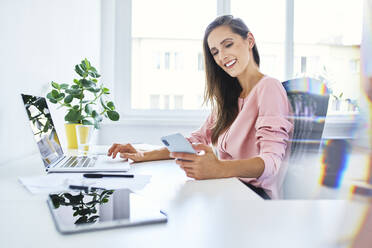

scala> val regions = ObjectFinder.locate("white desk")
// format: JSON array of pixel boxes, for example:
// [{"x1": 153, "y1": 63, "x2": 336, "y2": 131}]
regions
[{"x1": 0, "y1": 152, "x2": 369, "y2": 248}]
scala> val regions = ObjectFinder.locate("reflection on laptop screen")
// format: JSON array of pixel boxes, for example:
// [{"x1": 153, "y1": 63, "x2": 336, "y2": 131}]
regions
[{"x1": 21, "y1": 94, "x2": 63, "y2": 167}]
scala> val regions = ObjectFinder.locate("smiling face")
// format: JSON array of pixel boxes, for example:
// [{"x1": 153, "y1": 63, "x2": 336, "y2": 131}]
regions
[{"x1": 207, "y1": 25, "x2": 254, "y2": 78}]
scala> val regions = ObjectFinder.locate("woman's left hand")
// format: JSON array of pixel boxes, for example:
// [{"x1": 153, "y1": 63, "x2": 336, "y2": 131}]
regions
[{"x1": 170, "y1": 143, "x2": 226, "y2": 180}]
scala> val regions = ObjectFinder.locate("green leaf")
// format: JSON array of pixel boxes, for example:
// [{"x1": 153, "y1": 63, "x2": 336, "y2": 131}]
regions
[
  {"x1": 71, "y1": 84, "x2": 80, "y2": 89},
  {"x1": 46, "y1": 92, "x2": 56, "y2": 102},
  {"x1": 51, "y1": 90, "x2": 59, "y2": 98},
  {"x1": 72, "y1": 105, "x2": 80, "y2": 110},
  {"x1": 88, "y1": 66, "x2": 100, "y2": 78},
  {"x1": 80, "y1": 63, "x2": 86, "y2": 72},
  {"x1": 75, "y1": 65, "x2": 84, "y2": 77},
  {"x1": 65, "y1": 89, "x2": 80, "y2": 95},
  {"x1": 83, "y1": 58, "x2": 91, "y2": 70},
  {"x1": 64, "y1": 94, "x2": 73, "y2": 104},
  {"x1": 91, "y1": 110, "x2": 98, "y2": 118},
  {"x1": 56, "y1": 93, "x2": 65, "y2": 101},
  {"x1": 65, "y1": 109, "x2": 81, "y2": 122},
  {"x1": 73, "y1": 79, "x2": 79, "y2": 84},
  {"x1": 100, "y1": 98, "x2": 110, "y2": 111},
  {"x1": 87, "y1": 87, "x2": 100, "y2": 93},
  {"x1": 80, "y1": 79, "x2": 94, "y2": 88},
  {"x1": 77, "y1": 93, "x2": 84, "y2": 100},
  {"x1": 49, "y1": 98, "x2": 57, "y2": 104},
  {"x1": 51, "y1": 81, "x2": 60, "y2": 90},
  {"x1": 60, "y1": 83, "x2": 69, "y2": 89},
  {"x1": 82, "y1": 120, "x2": 93, "y2": 125},
  {"x1": 106, "y1": 101, "x2": 115, "y2": 110},
  {"x1": 88, "y1": 71, "x2": 101, "y2": 78},
  {"x1": 84, "y1": 104, "x2": 93, "y2": 114},
  {"x1": 102, "y1": 88, "x2": 110, "y2": 94},
  {"x1": 107, "y1": 111, "x2": 120, "y2": 121},
  {"x1": 92, "y1": 79, "x2": 98, "y2": 83}
]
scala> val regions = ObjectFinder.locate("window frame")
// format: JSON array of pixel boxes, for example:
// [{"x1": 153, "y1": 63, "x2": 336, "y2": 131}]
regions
[{"x1": 100, "y1": 0, "x2": 296, "y2": 124}]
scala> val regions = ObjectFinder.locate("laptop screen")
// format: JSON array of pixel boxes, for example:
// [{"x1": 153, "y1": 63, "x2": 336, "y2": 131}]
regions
[{"x1": 21, "y1": 94, "x2": 64, "y2": 167}]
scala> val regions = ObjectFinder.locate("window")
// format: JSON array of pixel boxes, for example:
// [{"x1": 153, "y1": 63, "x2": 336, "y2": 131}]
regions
[
  {"x1": 349, "y1": 59, "x2": 360, "y2": 74},
  {"x1": 174, "y1": 95, "x2": 184, "y2": 109},
  {"x1": 294, "y1": 0, "x2": 363, "y2": 101},
  {"x1": 174, "y1": 52, "x2": 182, "y2": 70},
  {"x1": 109, "y1": 0, "x2": 363, "y2": 119},
  {"x1": 149, "y1": 95, "x2": 160, "y2": 109},
  {"x1": 164, "y1": 52, "x2": 170, "y2": 70},
  {"x1": 163, "y1": 95, "x2": 170, "y2": 109},
  {"x1": 131, "y1": 0, "x2": 217, "y2": 110},
  {"x1": 153, "y1": 52, "x2": 161, "y2": 70}
]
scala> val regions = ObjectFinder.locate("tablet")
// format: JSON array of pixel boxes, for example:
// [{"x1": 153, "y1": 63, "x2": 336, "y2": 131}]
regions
[{"x1": 47, "y1": 188, "x2": 167, "y2": 234}]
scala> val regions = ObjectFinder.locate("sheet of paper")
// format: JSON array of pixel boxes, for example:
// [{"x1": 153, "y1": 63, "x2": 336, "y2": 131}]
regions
[{"x1": 18, "y1": 173, "x2": 151, "y2": 194}]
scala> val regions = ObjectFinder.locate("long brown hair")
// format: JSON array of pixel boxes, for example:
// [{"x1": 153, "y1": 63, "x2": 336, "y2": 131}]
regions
[{"x1": 203, "y1": 15, "x2": 260, "y2": 144}]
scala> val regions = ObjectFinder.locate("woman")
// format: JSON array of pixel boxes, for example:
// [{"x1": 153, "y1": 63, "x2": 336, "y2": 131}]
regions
[{"x1": 108, "y1": 15, "x2": 293, "y2": 199}]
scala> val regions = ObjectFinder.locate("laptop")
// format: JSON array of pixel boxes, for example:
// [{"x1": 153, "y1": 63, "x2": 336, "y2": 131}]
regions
[{"x1": 21, "y1": 94, "x2": 130, "y2": 173}]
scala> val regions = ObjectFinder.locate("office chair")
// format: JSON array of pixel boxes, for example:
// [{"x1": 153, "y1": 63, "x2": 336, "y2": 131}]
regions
[{"x1": 282, "y1": 77, "x2": 330, "y2": 161}]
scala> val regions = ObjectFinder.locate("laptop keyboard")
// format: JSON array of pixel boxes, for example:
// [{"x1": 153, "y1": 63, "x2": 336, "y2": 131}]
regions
[{"x1": 61, "y1": 156, "x2": 97, "y2": 168}]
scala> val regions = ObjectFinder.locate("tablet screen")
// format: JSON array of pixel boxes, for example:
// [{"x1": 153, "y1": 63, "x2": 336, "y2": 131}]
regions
[{"x1": 47, "y1": 188, "x2": 167, "y2": 234}]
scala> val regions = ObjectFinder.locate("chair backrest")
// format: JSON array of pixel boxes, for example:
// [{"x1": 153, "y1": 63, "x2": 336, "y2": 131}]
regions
[{"x1": 282, "y1": 78, "x2": 330, "y2": 161}]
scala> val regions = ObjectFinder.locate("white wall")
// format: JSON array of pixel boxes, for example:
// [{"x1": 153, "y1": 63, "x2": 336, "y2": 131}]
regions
[
  {"x1": 97, "y1": 122, "x2": 201, "y2": 146},
  {"x1": 0, "y1": 0, "x2": 101, "y2": 165}
]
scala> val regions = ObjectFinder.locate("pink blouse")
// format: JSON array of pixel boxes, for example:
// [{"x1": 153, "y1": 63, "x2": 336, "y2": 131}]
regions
[{"x1": 187, "y1": 76, "x2": 293, "y2": 199}]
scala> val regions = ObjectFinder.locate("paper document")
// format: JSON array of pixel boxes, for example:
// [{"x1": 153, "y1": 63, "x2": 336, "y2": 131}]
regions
[{"x1": 18, "y1": 173, "x2": 151, "y2": 194}]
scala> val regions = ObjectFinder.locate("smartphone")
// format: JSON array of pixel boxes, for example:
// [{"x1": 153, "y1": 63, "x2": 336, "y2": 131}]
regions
[{"x1": 161, "y1": 133, "x2": 196, "y2": 154}]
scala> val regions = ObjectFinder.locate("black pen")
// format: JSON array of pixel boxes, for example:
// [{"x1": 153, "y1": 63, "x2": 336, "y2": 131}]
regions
[
  {"x1": 83, "y1": 173, "x2": 134, "y2": 178},
  {"x1": 68, "y1": 185, "x2": 106, "y2": 191}
]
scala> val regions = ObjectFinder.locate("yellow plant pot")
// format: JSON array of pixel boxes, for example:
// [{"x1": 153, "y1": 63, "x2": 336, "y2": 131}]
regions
[{"x1": 65, "y1": 123, "x2": 81, "y2": 149}]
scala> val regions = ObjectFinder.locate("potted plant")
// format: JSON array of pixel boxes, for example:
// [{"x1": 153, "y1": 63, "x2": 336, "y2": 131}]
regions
[{"x1": 46, "y1": 58, "x2": 120, "y2": 149}]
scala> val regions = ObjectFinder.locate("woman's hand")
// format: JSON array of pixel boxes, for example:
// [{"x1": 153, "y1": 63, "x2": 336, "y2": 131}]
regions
[
  {"x1": 107, "y1": 143, "x2": 146, "y2": 162},
  {"x1": 171, "y1": 143, "x2": 226, "y2": 180}
]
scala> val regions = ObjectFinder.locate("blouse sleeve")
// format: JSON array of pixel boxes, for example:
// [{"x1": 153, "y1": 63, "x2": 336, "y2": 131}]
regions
[
  {"x1": 254, "y1": 80, "x2": 293, "y2": 188},
  {"x1": 187, "y1": 114, "x2": 215, "y2": 145}
]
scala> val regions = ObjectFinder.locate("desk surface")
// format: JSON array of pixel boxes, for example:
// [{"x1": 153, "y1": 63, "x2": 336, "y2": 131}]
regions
[{"x1": 0, "y1": 151, "x2": 370, "y2": 248}]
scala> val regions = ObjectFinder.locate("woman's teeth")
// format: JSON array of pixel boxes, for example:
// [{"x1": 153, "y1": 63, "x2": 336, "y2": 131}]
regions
[{"x1": 225, "y1": 59, "x2": 236, "y2": 68}]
